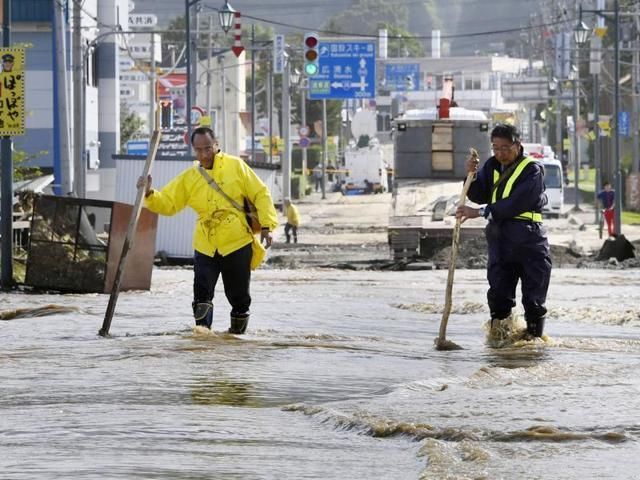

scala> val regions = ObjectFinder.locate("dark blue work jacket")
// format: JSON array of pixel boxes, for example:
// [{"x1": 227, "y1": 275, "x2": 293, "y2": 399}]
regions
[{"x1": 467, "y1": 153, "x2": 547, "y2": 224}]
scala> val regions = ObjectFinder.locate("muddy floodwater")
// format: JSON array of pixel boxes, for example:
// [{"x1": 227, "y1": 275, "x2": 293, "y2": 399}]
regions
[{"x1": 1, "y1": 266, "x2": 639, "y2": 479}]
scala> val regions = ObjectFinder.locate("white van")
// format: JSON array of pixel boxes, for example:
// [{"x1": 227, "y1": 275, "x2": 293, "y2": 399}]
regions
[
  {"x1": 541, "y1": 157, "x2": 564, "y2": 216},
  {"x1": 522, "y1": 144, "x2": 564, "y2": 216}
]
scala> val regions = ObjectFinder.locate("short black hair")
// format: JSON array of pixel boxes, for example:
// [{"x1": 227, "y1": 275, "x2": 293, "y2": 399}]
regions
[
  {"x1": 491, "y1": 123, "x2": 521, "y2": 144},
  {"x1": 190, "y1": 126, "x2": 216, "y2": 144}
]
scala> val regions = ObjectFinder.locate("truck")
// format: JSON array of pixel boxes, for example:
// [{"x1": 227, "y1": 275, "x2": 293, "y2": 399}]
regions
[
  {"x1": 341, "y1": 142, "x2": 389, "y2": 195},
  {"x1": 388, "y1": 91, "x2": 491, "y2": 261}
]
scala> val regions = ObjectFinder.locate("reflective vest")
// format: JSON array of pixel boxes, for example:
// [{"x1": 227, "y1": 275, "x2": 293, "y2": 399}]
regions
[{"x1": 491, "y1": 157, "x2": 543, "y2": 222}]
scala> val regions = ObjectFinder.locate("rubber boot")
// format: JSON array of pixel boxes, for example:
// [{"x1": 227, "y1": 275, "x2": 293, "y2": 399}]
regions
[
  {"x1": 229, "y1": 312, "x2": 249, "y2": 334},
  {"x1": 526, "y1": 316, "x2": 545, "y2": 338},
  {"x1": 193, "y1": 302, "x2": 213, "y2": 329},
  {"x1": 488, "y1": 312, "x2": 514, "y2": 342}
]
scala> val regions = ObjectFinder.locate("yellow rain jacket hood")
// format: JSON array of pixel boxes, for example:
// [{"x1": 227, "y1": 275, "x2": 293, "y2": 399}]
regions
[{"x1": 144, "y1": 152, "x2": 278, "y2": 269}]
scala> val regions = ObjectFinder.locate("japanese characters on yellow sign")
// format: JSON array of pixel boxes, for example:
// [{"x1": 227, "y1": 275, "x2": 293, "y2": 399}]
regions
[{"x1": 0, "y1": 48, "x2": 25, "y2": 136}]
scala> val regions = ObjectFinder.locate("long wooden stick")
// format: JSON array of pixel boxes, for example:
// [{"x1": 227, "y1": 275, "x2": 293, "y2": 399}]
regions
[
  {"x1": 99, "y1": 130, "x2": 161, "y2": 337},
  {"x1": 436, "y1": 150, "x2": 478, "y2": 348}
]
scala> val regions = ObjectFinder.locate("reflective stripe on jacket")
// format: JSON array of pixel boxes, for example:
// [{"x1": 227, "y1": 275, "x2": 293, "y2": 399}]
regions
[
  {"x1": 144, "y1": 152, "x2": 278, "y2": 257},
  {"x1": 491, "y1": 157, "x2": 542, "y2": 222},
  {"x1": 467, "y1": 153, "x2": 547, "y2": 223}
]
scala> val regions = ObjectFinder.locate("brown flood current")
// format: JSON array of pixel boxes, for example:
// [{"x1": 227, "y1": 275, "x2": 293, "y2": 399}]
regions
[{"x1": 1, "y1": 267, "x2": 639, "y2": 479}]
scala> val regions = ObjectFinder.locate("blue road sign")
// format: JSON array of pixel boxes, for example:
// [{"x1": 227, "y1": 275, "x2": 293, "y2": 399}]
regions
[
  {"x1": 618, "y1": 111, "x2": 629, "y2": 137},
  {"x1": 126, "y1": 140, "x2": 149, "y2": 156},
  {"x1": 384, "y1": 63, "x2": 420, "y2": 91},
  {"x1": 299, "y1": 137, "x2": 310, "y2": 148},
  {"x1": 309, "y1": 41, "x2": 376, "y2": 100}
]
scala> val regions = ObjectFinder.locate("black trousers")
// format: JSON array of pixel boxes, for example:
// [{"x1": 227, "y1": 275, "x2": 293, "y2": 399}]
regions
[
  {"x1": 486, "y1": 221, "x2": 551, "y2": 322},
  {"x1": 284, "y1": 222, "x2": 297, "y2": 242},
  {"x1": 193, "y1": 243, "x2": 252, "y2": 316}
]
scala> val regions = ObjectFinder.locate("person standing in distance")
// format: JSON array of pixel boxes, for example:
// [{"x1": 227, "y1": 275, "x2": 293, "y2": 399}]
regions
[
  {"x1": 597, "y1": 181, "x2": 615, "y2": 237},
  {"x1": 137, "y1": 126, "x2": 278, "y2": 333},
  {"x1": 456, "y1": 124, "x2": 551, "y2": 339}
]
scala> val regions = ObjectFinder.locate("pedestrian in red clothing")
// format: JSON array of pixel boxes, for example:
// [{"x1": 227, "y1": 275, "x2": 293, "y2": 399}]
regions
[{"x1": 597, "y1": 181, "x2": 615, "y2": 237}]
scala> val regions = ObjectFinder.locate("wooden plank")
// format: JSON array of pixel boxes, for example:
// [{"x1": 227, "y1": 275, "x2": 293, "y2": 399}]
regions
[{"x1": 99, "y1": 130, "x2": 161, "y2": 337}]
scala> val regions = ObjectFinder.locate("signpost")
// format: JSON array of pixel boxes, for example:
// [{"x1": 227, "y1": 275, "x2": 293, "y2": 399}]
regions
[
  {"x1": 309, "y1": 40, "x2": 376, "y2": 100},
  {"x1": 618, "y1": 111, "x2": 629, "y2": 137},
  {"x1": 128, "y1": 14, "x2": 158, "y2": 28},
  {"x1": 126, "y1": 140, "x2": 150, "y2": 156},
  {"x1": 0, "y1": 48, "x2": 26, "y2": 136},
  {"x1": 273, "y1": 34, "x2": 285, "y2": 75},
  {"x1": 384, "y1": 63, "x2": 420, "y2": 91}
]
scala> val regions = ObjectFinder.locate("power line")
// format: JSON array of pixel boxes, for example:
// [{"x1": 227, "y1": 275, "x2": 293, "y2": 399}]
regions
[{"x1": 200, "y1": 6, "x2": 573, "y2": 41}]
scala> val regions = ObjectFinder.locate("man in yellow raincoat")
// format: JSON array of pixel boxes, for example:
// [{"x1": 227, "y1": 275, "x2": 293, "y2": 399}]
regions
[{"x1": 137, "y1": 126, "x2": 278, "y2": 333}]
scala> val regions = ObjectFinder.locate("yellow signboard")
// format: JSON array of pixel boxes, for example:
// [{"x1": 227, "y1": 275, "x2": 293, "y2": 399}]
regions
[{"x1": 0, "y1": 48, "x2": 25, "y2": 136}]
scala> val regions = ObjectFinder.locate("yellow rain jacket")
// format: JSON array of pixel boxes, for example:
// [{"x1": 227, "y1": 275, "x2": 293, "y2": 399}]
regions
[
  {"x1": 285, "y1": 203, "x2": 300, "y2": 227},
  {"x1": 144, "y1": 152, "x2": 278, "y2": 269}
]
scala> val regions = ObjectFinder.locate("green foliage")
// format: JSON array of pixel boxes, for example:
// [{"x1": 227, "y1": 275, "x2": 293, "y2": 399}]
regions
[
  {"x1": 13, "y1": 149, "x2": 45, "y2": 181},
  {"x1": 382, "y1": 24, "x2": 424, "y2": 58},
  {"x1": 120, "y1": 102, "x2": 146, "y2": 150},
  {"x1": 324, "y1": 0, "x2": 409, "y2": 35}
]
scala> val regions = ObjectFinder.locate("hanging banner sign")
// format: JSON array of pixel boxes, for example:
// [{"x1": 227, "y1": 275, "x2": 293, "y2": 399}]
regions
[{"x1": 0, "y1": 48, "x2": 25, "y2": 136}]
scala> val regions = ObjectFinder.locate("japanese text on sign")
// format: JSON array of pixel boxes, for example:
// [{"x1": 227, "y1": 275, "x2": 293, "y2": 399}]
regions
[{"x1": 0, "y1": 48, "x2": 25, "y2": 136}]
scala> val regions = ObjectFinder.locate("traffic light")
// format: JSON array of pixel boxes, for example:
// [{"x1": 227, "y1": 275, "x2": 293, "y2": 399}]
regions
[{"x1": 303, "y1": 32, "x2": 319, "y2": 76}]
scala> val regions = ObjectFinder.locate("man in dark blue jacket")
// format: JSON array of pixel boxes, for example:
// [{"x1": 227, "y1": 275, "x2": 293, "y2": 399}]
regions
[{"x1": 456, "y1": 124, "x2": 551, "y2": 338}]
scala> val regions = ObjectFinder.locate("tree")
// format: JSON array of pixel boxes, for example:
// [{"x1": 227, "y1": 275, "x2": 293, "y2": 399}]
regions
[
  {"x1": 324, "y1": 0, "x2": 409, "y2": 36},
  {"x1": 120, "y1": 102, "x2": 146, "y2": 150},
  {"x1": 13, "y1": 149, "x2": 45, "y2": 181}
]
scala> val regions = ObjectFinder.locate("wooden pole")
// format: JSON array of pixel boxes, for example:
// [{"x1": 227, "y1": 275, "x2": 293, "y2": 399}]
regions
[
  {"x1": 435, "y1": 148, "x2": 478, "y2": 350},
  {"x1": 99, "y1": 130, "x2": 161, "y2": 337}
]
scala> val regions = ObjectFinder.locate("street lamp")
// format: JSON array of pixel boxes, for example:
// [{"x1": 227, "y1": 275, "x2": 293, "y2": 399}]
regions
[
  {"x1": 290, "y1": 68, "x2": 301, "y2": 88},
  {"x1": 574, "y1": 20, "x2": 591, "y2": 46},
  {"x1": 218, "y1": 1, "x2": 235, "y2": 34}
]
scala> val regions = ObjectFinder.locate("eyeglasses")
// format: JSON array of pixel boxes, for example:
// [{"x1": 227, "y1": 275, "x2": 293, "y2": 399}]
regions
[
  {"x1": 491, "y1": 144, "x2": 515, "y2": 153},
  {"x1": 193, "y1": 145, "x2": 215, "y2": 154}
]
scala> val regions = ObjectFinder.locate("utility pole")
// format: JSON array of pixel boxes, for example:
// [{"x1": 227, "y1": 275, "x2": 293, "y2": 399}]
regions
[
  {"x1": 206, "y1": 15, "x2": 213, "y2": 117},
  {"x1": 300, "y1": 82, "x2": 307, "y2": 194},
  {"x1": 613, "y1": 0, "x2": 622, "y2": 236},
  {"x1": 149, "y1": 33, "x2": 157, "y2": 132},
  {"x1": 219, "y1": 54, "x2": 226, "y2": 149},
  {"x1": 528, "y1": 15, "x2": 535, "y2": 142},
  {"x1": 321, "y1": 99, "x2": 327, "y2": 200},
  {"x1": 72, "y1": 0, "x2": 85, "y2": 197},
  {"x1": 282, "y1": 59, "x2": 291, "y2": 201},
  {"x1": 251, "y1": 24, "x2": 256, "y2": 161},
  {"x1": 632, "y1": 6, "x2": 640, "y2": 173},
  {"x1": 54, "y1": 1, "x2": 73, "y2": 195},
  {"x1": 268, "y1": 58, "x2": 273, "y2": 164},
  {"x1": 1, "y1": 0, "x2": 12, "y2": 288}
]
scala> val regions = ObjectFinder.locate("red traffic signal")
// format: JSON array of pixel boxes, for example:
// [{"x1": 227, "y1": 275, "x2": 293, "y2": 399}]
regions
[{"x1": 304, "y1": 35, "x2": 318, "y2": 48}]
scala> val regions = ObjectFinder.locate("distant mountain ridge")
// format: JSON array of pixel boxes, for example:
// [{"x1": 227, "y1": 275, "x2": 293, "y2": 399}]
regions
[{"x1": 131, "y1": 0, "x2": 539, "y2": 57}]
